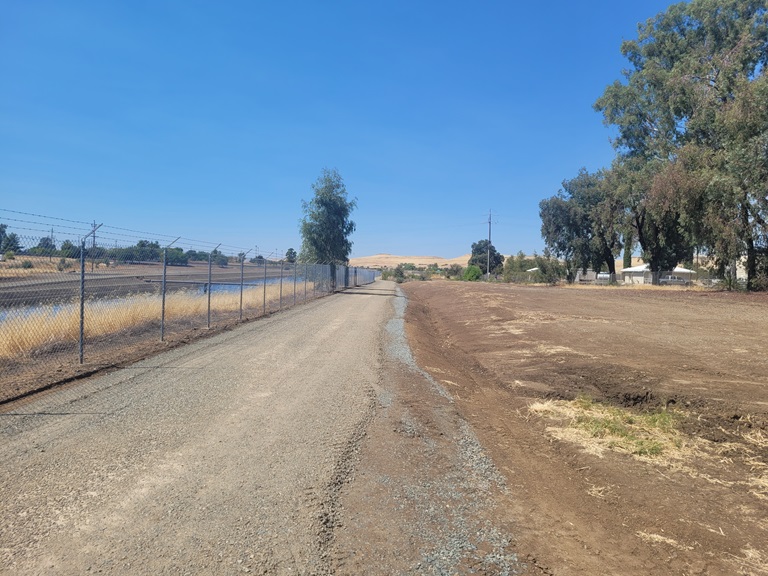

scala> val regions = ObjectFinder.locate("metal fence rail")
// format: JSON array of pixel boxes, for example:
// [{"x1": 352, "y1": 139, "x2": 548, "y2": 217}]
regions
[{"x1": 0, "y1": 225, "x2": 378, "y2": 404}]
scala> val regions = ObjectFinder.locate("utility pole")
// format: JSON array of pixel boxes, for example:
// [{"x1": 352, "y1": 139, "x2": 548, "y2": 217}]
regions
[{"x1": 487, "y1": 209, "x2": 492, "y2": 281}]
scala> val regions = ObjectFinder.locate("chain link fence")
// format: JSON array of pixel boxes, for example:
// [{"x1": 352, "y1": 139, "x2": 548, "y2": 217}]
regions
[{"x1": 0, "y1": 217, "x2": 378, "y2": 404}]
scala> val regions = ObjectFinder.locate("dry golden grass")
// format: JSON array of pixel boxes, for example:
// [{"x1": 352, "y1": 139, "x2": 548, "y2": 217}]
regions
[
  {"x1": 0, "y1": 283, "x2": 312, "y2": 360},
  {"x1": 348, "y1": 253, "x2": 473, "y2": 268},
  {"x1": 0, "y1": 255, "x2": 68, "y2": 277}
]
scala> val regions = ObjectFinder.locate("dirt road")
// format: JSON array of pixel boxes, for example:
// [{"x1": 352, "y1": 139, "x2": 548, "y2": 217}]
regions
[{"x1": 1, "y1": 281, "x2": 524, "y2": 574}]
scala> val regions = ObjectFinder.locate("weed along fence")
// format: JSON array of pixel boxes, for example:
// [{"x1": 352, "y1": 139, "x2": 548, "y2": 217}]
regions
[{"x1": 0, "y1": 223, "x2": 378, "y2": 403}]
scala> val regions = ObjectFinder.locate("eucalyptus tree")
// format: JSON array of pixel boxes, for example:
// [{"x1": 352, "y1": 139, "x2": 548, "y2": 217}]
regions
[
  {"x1": 595, "y1": 0, "x2": 768, "y2": 286},
  {"x1": 299, "y1": 168, "x2": 357, "y2": 265},
  {"x1": 539, "y1": 168, "x2": 622, "y2": 279}
]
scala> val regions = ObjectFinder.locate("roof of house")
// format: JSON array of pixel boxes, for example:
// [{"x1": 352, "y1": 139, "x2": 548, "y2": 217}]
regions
[{"x1": 620, "y1": 264, "x2": 695, "y2": 273}]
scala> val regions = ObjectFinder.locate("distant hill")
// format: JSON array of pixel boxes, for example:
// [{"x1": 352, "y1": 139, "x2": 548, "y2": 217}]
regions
[{"x1": 348, "y1": 254, "x2": 471, "y2": 269}]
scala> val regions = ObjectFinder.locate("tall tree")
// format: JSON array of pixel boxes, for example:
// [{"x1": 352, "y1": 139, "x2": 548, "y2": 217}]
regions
[
  {"x1": 539, "y1": 169, "x2": 622, "y2": 279},
  {"x1": 595, "y1": 0, "x2": 768, "y2": 286},
  {"x1": 285, "y1": 248, "x2": 297, "y2": 263},
  {"x1": 299, "y1": 168, "x2": 357, "y2": 264},
  {"x1": 539, "y1": 193, "x2": 579, "y2": 283},
  {"x1": 468, "y1": 239, "x2": 504, "y2": 275},
  {"x1": 0, "y1": 231, "x2": 21, "y2": 254}
]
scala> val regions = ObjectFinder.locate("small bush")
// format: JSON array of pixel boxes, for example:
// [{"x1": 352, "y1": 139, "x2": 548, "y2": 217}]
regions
[
  {"x1": 462, "y1": 264, "x2": 482, "y2": 281},
  {"x1": 21, "y1": 260, "x2": 33, "y2": 269},
  {"x1": 3, "y1": 251, "x2": 15, "y2": 261},
  {"x1": 57, "y1": 258, "x2": 73, "y2": 271},
  {"x1": 751, "y1": 274, "x2": 768, "y2": 291},
  {"x1": 445, "y1": 264, "x2": 463, "y2": 279}
]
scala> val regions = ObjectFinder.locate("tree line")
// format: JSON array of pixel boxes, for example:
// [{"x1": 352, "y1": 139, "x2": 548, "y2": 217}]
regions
[{"x1": 540, "y1": 0, "x2": 768, "y2": 289}]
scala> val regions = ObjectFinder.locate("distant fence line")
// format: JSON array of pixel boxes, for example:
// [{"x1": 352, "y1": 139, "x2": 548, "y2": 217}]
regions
[{"x1": 0, "y1": 222, "x2": 378, "y2": 403}]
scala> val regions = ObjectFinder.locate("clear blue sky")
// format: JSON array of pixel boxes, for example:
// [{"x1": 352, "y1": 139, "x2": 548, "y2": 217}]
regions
[{"x1": 1, "y1": 0, "x2": 679, "y2": 259}]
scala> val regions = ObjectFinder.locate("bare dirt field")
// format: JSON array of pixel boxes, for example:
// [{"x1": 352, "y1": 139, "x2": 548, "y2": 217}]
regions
[{"x1": 401, "y1": 281, "x2": 768, "y2": 575}]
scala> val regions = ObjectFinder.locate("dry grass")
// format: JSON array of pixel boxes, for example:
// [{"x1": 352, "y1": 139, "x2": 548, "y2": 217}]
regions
[
  {"x1": 529, "y1": 396, "x2": 768, "y2": 502},
  {"x1": 0, "y1": 283, "x2": 311, "y2": 360},
  {"x1": 530, "y1": 395, "x2": 681, "y2": 458},
  {"x1": 348, "y1": 253, "x2": 473, "y2": 268},
  {"x1": 0, "y1": 255, "x2": 67, "y2": 277}
]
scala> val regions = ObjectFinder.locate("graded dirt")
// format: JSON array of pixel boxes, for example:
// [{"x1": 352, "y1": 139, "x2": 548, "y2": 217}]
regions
[{"x1": 400, "y1": 281, "x2": 768, "y2": 575}]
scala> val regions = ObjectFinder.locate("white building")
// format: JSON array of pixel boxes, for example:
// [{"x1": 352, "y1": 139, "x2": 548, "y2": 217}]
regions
[{"x1": 621, "y1": 264, "x2": 696, "y2": 285}]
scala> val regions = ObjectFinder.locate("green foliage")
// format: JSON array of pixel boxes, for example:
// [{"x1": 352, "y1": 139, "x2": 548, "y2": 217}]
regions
[
  {"x1": 503, "y1": 251, "x2": 539, "y2": 283},
  {"x1": 468, "y1": 239, "x2": 504, "y2": 275},
  {"x1": 108, "y1": 240, "x2": 161, "y2": 263},
  {"x1": 21, "y1": 260, "x2": 33, "y2": 269},
  {"x1": 589, "y1": 0, "x2": 768, "y2": 289},
  {"x1": 56, "y1": 257, "x2": 72, "y2": 271},
  {"x1": 250, "y1": 255, "x2": 266, "y2": 265},
  {"x1": 3, "y1": 251, "x2": 15, "y2": 261},
  {"x1": 299, "y1": 168, "x2": 357, "y2": 264},
  {"x1": 211, "y1": 250, "x2": 228, "y2": 267},
  {"x1": 27, "y1": 236, "x2": 57, "y2": 256},
  {"x1": 540, "y1": 169, "x2": 622, "y2": 281},
  {"x1": 186, "y1": 250, "x2": 209, "y2": 262},
  {"x1": 392, "y1": 264, "x2": 406, "y2": 283},
  {"x1": 462, "y1": 264, "x2": 483, "y2": 281},
  {"x1": 59, "y1": 240, "x2": 80, "y2": 259},
  {"x1": 0, "y1": 231, "x2": 21, "y2": 254},
  {"x1": 285, "y1": 248, "x2": 297, "y2": 263},
  {"x1": 534, "y1": 251, "x2": 566, "y2": 284},
  {"x1": 165, "y1": 247, "x2": 189, "y2": 266}
]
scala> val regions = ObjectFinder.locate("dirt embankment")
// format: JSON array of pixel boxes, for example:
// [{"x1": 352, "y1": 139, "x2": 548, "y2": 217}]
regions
[{"x1": 401, "y1": 282, "x2": 768, "y2": 576}]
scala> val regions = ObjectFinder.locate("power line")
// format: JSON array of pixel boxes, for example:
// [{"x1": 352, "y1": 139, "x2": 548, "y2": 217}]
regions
[{"x1": 0, "y1": 208, "x2": 92, "y2": 226}]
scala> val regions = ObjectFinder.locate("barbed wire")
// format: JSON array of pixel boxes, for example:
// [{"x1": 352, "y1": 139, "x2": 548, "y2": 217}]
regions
[
  {"x1": 1, "y1": 210, "x2": 267, "y2": 256},
  {"x1": 0, "y1": 208, "x2": 93, "y2": 226}
]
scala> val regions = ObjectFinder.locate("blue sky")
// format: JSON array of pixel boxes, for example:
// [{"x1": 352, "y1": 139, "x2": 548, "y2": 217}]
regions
[{"x1": 2, "y1": 0, "x2": 679, "y2": 259}]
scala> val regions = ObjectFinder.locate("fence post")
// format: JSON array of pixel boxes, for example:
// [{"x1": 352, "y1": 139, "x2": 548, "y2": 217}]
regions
[
  {"x1": 207, "y1": 252, "x2": 213, "y2": 329},
  {"x1": 239, "y1": 256, "x2": 245, "y2": 321},
  {"x1": 263, "y1": 260, "x2": 267, "y2": 315},
  {"x1": 293, "y1": 260, "x2": 297, "y2": 306},
  {"x1": 79, "y1": 239, "x2": 86, "y2": 364},
  {"x1": 77, "y1": 224, "x2": 101, "y2": 364},
  {"x1": 161, "y1": 248, "x2": 167, "y2": 341},
  {"x1": 279, "y1": 261, "x2": 284, "y2": 310},
  {"x1": 304, "y1": 263, "x2": 308, "y2": 302}
]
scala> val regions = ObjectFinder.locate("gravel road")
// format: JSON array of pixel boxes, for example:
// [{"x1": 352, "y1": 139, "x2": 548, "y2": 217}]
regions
[
  {"x1": 1, "y1": 280, "x2": 523, "y2": 575},
  {"x1": 1, "y1": 283, "x2": 392, "y2": 574}
]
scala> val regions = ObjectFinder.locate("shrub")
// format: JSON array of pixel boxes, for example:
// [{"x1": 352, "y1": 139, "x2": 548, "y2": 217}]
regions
[
  {"x1": 445, "y1": 264, "x2": 463, "y2": 279},
  {"x1": 462, "y1": 264, "x2": 482, "y2": 281},
  {"x1": 3, "y1": 251, "x2": 15, "y2": 261},
  {"x1": 21, "y1": 260, "x2": 33, "y2": 269},
  {"x1": 57, "y1": 257, "x2": 72, "y2": 271}
]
